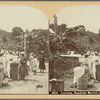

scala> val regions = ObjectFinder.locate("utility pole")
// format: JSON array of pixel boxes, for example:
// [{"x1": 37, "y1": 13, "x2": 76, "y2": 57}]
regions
[
  {"x1": 22, "y1": 32, "x2": 24, "y2": 51},
  {"x1": 24, "y1": 31, "x2": 26, "y2": 54},
  {"x1": 22, "y1": 31, "x2": 26, "y2": 54}
]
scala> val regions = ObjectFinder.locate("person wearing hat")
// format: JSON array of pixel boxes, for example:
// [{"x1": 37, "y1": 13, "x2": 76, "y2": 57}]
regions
[
  {"x1": 19, "y1": 53, "x2": 27, "y2": 79},
  {"x1": 91, "y1": 52, "x2": 99, "y2": 81},
  {"x1": 39, "y1": 51, "x2": 46, "y2": 73}
]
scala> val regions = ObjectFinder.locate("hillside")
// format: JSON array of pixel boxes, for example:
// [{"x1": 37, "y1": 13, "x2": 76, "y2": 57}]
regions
[
  {"x1": 52, "y1": 24, "x2": 100, "y2": 53},
  {"x1": 70, "y1": 30, "x2": 100, "y2": 53},
  {"x1": 0, "y1": 25, "x2": 100, "y2": 55}
]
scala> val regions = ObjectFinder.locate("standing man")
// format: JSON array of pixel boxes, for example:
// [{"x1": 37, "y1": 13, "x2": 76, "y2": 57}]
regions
[{"x1": 92, "y1": 52, "x2": 99, "y2": 81}]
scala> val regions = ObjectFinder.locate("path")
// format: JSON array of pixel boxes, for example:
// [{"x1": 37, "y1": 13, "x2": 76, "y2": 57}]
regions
[{"x1": 0, "y1": 63, "x2": 48, "y2": 94}]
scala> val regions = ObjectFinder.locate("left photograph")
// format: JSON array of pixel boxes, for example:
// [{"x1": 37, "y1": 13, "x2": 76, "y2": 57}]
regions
[{"x1": 0, "y1": 5, "x2": 49, "y2": 94}]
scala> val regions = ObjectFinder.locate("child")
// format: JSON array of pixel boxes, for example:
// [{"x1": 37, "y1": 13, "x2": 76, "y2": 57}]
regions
[{"x1": 33, "y1": 55, "x2": 38, "y2": 75}]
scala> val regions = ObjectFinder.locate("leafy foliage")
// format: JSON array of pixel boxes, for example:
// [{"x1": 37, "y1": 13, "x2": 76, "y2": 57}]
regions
[
  {"x1": 12, "y1": 27, "x2": 24, "y2": 37},
  {"x1": 0, "y1": 24, "x2": 100, "y2": 57}
]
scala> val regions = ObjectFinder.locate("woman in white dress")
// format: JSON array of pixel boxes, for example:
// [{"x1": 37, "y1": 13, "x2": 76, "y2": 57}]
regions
[
  {"x1": 6, "y1": 52, "x2": 13, "y2": 78},
  {"x1": 29, "y1": 53, "x2": 34, "y2": 72},
  {"x1": 33, "y1": 55, "x2": 38, "y2": 75}
]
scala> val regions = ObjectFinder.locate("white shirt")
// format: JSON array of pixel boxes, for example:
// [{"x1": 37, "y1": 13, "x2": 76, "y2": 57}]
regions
[
  {"x1": 33, "y1": 58, "x2": 37, "y2": 66},
  {"x1": 13, "y1": 55, "x2": 18, "y2": 62},
  {"x1": 92, "y1": 55, "x2": 99, "y2": 63},
  {"x1": 6, "y1": 54, "x2": 13, "y2": 61}
]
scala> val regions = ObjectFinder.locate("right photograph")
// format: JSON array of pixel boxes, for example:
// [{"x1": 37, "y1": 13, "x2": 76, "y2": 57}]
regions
[{"x1": 49, "y1": 5, "x2": 100, "y2": 94}]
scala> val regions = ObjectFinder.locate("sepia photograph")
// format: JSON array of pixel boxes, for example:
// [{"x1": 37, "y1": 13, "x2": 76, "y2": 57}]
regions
[
  {"x1": 0, "y1": 5, "x2": 49, "y2": 94},
  {"x1": 49, "y1": 5, "x2": 100, "y2": 93},
  {"x1": 1, "y1": 1, "x2": 100, "y2": 99}
]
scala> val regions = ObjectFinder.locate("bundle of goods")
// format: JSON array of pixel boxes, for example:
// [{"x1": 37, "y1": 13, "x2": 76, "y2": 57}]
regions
[{"x1": 77, "y1": 67, "x2": 89, "y2": 90}]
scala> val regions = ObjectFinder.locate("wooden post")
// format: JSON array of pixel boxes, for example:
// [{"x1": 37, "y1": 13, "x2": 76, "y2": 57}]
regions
[
  {"x1": 24, "y1": 32, "x2": 26, "y2": 54},
  {"x1": 22, "y1": 32, "x2": 24, "y2": 51},
  {"x1": 22, "y1": 31, "x2": 26, "y2": 54}
]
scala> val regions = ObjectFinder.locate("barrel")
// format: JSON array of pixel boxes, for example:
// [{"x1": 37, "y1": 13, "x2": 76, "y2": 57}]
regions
[
  {"x1": 50, "y1": 80, "x2": 64, "y2": 91},
  {"x1": 77, "y1": 72, "x2": 88, "y2": 90},
  {"x1": 10, "y1": 63, "x2": 19, "y2": 80},
  {"x1": 96, "y1": 64, "x2": 100, "y2": 81},
  {"x1": 56, "y1": 80, "x2": 64, "y2": 91},
  {"x1": 0, "y1": 67, "x2": 4, "y2": 87},
  {"x1": 0, "y1": 77, "x2": 3, "y2": 87}
]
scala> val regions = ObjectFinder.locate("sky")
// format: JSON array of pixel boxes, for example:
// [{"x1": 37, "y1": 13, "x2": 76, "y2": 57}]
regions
[
  {"x1": 0, "y1": 5, "x2": 48, "y2": 32},
  {"x1": 54, "y1": 5, "x2": 100, "y2": 33}
]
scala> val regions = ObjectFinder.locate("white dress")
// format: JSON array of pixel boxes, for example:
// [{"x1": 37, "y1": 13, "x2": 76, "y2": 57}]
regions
[
  {"x1": 6, "y1": 54, "x2": 13, "y2": 78},
  {"x1": 33, "y1": 58, "x2": 38, "y2": 70},
  {"x1": 92, "y1": 55, "x2": 99, "y2": 79},
  {"x1": 73, "y1": 67, "x2": 85, "y2": 84},
  {"x1": 30, "y1": 56, "x2": 34, "y2": 72}
]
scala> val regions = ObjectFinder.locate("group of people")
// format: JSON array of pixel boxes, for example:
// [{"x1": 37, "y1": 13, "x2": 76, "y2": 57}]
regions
[
  {"x1": 0, "y1": 49, "x2": 46, "y2": 80},
  {"x1": 71, "y1": 51, "x2": 100, "y2": 88}
]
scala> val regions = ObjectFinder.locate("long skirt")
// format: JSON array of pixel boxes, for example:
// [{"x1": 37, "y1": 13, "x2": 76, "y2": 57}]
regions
[
  {"x1": 39, "y1": 61, "x2": 45, "y2": 70},
  {"x1": 19, "y1": 64, "x2": 27, "y2": 76}
]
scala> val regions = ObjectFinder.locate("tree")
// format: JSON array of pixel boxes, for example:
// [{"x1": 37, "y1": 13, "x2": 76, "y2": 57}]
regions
[
  {"x1": 58, "y1": 24, "x2": 67, "y2": 33},
  {"x1": 49, "y1": 24, "x2": 67, "y2": 34},
  {"x1": 12, "y1": 27, "x2": 24, "y2": 37},
  {"x1": 98, "y1": 29, "x2": 100, "y2": 37},
  {"x1": 26, "y1": 29, "x2": 50, "y2": 59},
  {"x1": 2, "y1": 34, "x2": 7, "y2": 43},
  {"x1": 49, "y1": 24, "x2": 55, "y2": 31},
  {"x1": 88, "y1": 37, "x2": 94, "y2": 44}
]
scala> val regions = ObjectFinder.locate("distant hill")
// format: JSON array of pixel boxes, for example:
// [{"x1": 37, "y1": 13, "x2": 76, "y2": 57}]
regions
[{"x1": 0, "y1": 25, "x2": 100, "y2": 55}]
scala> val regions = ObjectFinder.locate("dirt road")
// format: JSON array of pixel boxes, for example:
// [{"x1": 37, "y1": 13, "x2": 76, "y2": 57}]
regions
[{"x1": 0, "y1": 63, "x2": 48, "y2": 94}]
